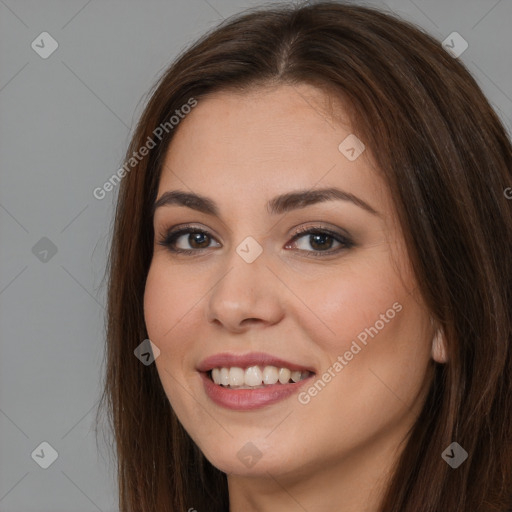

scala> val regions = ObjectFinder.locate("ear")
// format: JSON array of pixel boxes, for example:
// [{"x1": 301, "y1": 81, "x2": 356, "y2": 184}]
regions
[{"x1": 431, "y1": 328, "x2": 448, "y2": 363}]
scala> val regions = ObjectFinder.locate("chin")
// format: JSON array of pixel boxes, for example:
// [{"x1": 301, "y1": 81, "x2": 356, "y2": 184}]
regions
[{"x1": 193, "y1": 435, "x2": 307, "y2": 477}]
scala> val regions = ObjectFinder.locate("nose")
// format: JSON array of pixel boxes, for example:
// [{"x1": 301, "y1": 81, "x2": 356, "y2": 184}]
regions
[{"x1": 205, "y1": 248, "x2": 285, "y2": 333}]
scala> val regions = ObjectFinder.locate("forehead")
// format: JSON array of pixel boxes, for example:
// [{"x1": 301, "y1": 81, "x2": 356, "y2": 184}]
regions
[{"x1": 157, "y1": 84, "x2": 392, "y2": 218}]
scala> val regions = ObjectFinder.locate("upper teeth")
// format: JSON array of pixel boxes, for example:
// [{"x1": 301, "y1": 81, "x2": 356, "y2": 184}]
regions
[{"x1": 210, "y1": 366, "x2": 311, "y2": 388}]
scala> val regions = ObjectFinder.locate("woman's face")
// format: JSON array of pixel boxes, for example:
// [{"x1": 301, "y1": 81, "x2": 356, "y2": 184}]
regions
[{"x1": 144, "y1": 84, "x2": 438, "y2": 485}]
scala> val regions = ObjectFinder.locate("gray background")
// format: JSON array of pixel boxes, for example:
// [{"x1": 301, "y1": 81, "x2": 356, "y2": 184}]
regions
[{"x1": 0, "y1": 0, "x2": 510, "y2": 510}]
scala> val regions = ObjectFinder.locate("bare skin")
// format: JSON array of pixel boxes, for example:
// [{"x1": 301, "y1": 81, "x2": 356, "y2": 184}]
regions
[{"x1": 143, "y1": 83, "x2": 446, "y2": 512}]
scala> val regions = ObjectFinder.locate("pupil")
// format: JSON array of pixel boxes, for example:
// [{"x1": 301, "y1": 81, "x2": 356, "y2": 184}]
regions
[
  {"x1": 191, "y1": 232, "x2": 209, "y2": 248},
  {"x1": 311, "y1": 234, "x2": 332, "y2": 250}
]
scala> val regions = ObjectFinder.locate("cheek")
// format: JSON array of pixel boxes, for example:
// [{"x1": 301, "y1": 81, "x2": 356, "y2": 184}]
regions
[
  {"x1": 297, "y1": 247, "x2": 432, "y2": 404},
  {"x1": 143, "y1": 263, "x2": 200, "y2": 413},
  {"x1": 143, "y1": 261, "x2": 200, "y2": 342},
  {"x1": 302, "y1": 268, "x2": 432, "y2": 426},
  {"x1": 302, "y1": 252, "x2": 402, "y2": 357}
]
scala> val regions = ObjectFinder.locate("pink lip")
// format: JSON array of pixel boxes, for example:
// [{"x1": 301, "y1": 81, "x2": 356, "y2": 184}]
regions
[
  {"x1": 196, "y1": 351, "x2": 316, "y2": 411},
  {"x1": 199, "y1": 372, "x2": 314, "y2": 410},
  {"x1": 196, "y1": 351, "x2": 316, "y2": 373}
]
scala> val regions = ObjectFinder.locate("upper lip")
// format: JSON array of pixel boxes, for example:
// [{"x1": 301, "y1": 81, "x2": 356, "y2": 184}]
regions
[{"x1": 197, "y1": 351, "x2": 316, "y2": 374}]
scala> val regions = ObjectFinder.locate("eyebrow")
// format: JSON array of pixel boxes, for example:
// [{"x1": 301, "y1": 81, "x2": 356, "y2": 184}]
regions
[{"x1": 152, "y1": 187, "x2": 379, "y2": 217}]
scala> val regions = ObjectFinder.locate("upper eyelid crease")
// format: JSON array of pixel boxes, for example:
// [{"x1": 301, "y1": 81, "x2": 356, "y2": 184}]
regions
[{"x1": 151, "y1": 187, "x2": 380, "y2": 218}]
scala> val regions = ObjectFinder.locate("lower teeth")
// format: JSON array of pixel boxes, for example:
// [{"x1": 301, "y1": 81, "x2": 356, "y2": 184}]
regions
[{"x1": 209, "y1": 373, "x2": 311, "y2": 388}]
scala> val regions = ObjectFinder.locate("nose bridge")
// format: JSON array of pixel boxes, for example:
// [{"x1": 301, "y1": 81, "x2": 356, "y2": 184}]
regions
[{"x1": 206, "y1": 238, "x2": 283, "y2": 329}]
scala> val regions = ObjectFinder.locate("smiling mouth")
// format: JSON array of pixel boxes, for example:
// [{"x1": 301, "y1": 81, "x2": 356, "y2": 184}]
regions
[{"x1": 207, "y1": 365, "x2": 314, "y2": 389}]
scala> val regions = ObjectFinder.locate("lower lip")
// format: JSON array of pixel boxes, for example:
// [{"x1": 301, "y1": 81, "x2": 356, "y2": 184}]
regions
[{"x1": 200, "y1": 372, "x2": 314, "y2": 410}]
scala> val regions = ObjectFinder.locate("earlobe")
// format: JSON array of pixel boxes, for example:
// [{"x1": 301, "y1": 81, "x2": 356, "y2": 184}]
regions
[{"x1": 431, "y1": 329, "x2": 448, "y2": 363}]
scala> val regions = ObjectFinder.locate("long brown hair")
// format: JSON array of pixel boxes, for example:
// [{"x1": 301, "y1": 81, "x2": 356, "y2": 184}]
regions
[{"x1": 96, "y1": 2, "x2": 512, "y2": 510}]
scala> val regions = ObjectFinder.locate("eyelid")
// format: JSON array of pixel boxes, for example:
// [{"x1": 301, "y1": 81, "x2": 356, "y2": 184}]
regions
[
  {"x1": 285, "y1": 226, "x2": 354, "y2": 256},
  {"x1": 157, "y1": 222, "x2": 354, "y2": 256},
  {"x1": 157, "y1": 224, "x2": 220, "y2": 251}
]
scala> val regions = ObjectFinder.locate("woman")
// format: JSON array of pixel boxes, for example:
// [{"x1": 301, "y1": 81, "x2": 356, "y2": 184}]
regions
[{"x1": 97, "y1": 2, "x2": 512, "y2": 511}]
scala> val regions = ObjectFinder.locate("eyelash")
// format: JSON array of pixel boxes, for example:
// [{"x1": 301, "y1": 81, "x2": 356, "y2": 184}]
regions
[{"x1": 156, "y1": 223, "x2": 354, "y2": 258}]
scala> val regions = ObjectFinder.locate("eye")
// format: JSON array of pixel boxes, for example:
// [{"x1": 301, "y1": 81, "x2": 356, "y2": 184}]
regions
[
  {"x1": 157, "y1": 224, "x2": 354, "y2": 257},
  {"x1": 157, "y1": 225, "x2": 220, "y2": 254},
  {"x1": 285, "y1": 227, "x2": 354, "y2": 257}
]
